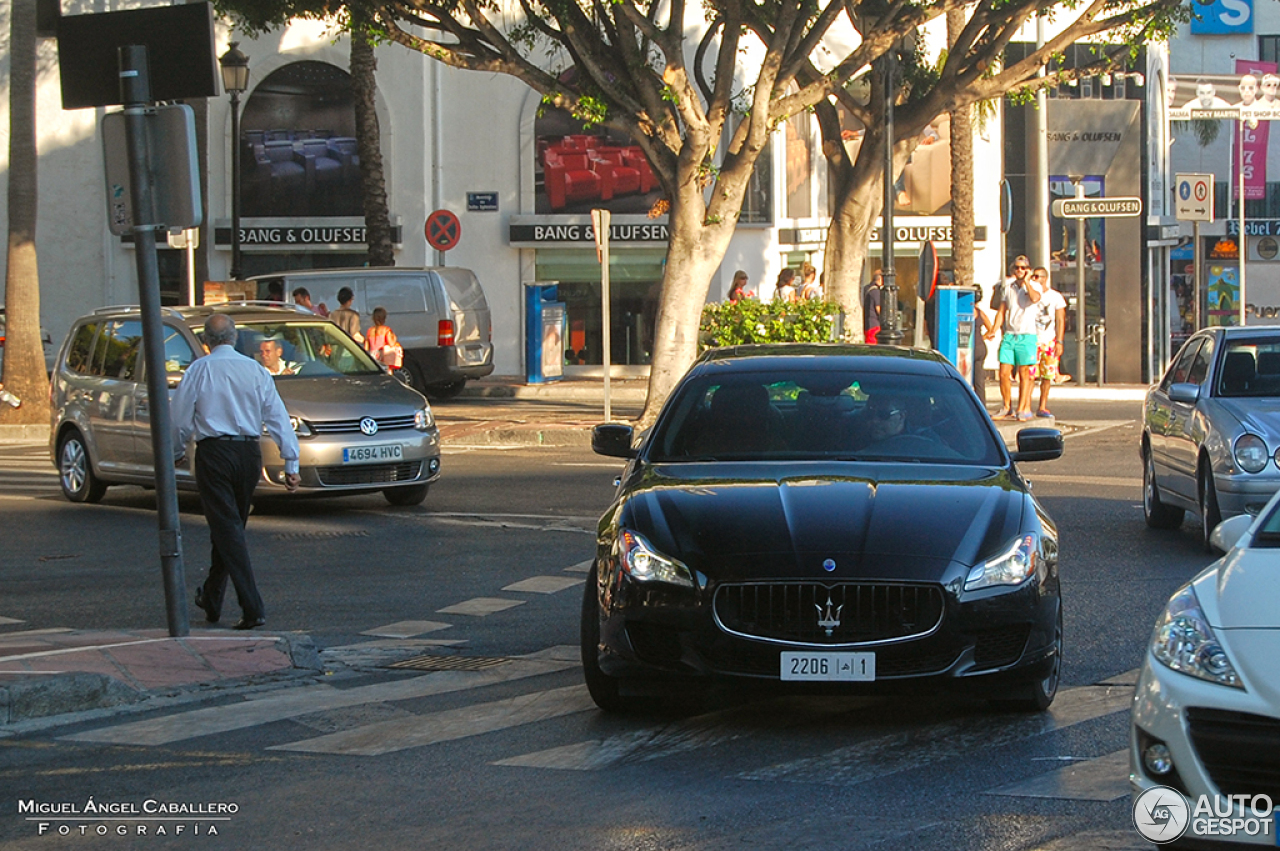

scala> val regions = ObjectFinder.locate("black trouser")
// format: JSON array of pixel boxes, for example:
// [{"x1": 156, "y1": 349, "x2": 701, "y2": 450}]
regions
[
  {"x1": 195, "y1": 438, "x2": 265, "y2": 621},
  {"x1": 973, "y1": 332, "x2": 988, "y2": 400}
]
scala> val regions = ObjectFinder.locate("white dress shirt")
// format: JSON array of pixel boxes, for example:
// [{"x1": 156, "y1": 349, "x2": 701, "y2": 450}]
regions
[{"x1": 171, "y1": 344, "x2": 300, "y2": 474}]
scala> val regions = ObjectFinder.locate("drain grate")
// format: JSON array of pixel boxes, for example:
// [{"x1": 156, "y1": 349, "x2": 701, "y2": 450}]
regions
[{"x1": 386, "y1": 654, "x2": 509, "y2": 672}]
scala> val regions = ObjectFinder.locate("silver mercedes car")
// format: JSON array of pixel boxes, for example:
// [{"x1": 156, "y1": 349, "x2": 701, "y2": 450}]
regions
[
  {"x1": 50, "y1": 303, "x2": 441, "y2": 506},
  {"x1": 1142, "y1": 326, "x2": 1280, "y2": 549}
]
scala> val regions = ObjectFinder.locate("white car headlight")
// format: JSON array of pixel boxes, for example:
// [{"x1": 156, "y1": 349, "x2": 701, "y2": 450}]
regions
[
  {"x1": 616, "y1": 530, "x2": 694, "y2": 587},
  {"x1": 1150, "y1": 584, "x2": 1243, "y2": 689},
  {"x1": 414, "y1": 407, "x2": 434, "y2": 431},
  {"x1": 1234, "y1": 434, "x2": 1269, "y2": 473},
  {"x1": 289, "y1": 416, "x2": 313, "y2": 437},
  {"x1": 965, "y1": 533, "x2": 1038, "y2": 591}
]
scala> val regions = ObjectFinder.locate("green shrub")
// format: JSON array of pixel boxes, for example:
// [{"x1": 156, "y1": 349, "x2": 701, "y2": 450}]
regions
[{"x1": 700, "y1": 298, "x2": 841, "y2": 350}]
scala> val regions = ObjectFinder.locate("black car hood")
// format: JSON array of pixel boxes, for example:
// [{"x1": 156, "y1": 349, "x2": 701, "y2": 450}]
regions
[{"x1": 619, "y1": 462, "x2": 1029, "y2": 581}]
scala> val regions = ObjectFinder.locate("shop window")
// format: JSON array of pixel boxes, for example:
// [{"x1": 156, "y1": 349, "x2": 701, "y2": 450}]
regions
[
  {"x1": 1261, "y1": 35, "x2": 1280, "y2": 66},
  {"x1": 239, "y1": 62, "x2": 363, "y2": 218}
]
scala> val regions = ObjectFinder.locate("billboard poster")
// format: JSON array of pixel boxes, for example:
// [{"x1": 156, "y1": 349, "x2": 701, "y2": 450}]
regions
[{"x1": 1168, "y1": 64, "x2": 1279, "y2": 200}]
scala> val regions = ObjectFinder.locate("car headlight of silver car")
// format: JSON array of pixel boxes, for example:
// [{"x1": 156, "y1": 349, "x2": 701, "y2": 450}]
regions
[
  {"x1": 965, "y1": 533, "x2": 1039, "y2": 591},
  {"x1": 616, "y1": 530, "x2": 694, "y2": 588},
  {"x1": 414, "y1": 407, "x2": 434, "y2": 431},
  {"x1": 1150, "y1": 583, "x2": 1243, "y2": 689},
  {"x1": 1233, "y1": 434, "x2": 1270, "y2": 474},
  {"x1": 289, "y1": 416, "x2": 313, "y2": 437}
]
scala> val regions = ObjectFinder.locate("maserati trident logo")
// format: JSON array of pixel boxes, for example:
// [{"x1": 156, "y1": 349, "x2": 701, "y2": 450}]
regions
[
  {"x1": 360, "y1": 417, "x2": 379, "y2": 436},
  {"x1": 816, "y1": 594, "x2": 843, "y2": 637}
]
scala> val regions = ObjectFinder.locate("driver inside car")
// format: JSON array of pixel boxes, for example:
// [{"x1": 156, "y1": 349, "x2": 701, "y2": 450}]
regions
[{"x1": 861, "y1": 393, "x2": 908, "y2": 445}]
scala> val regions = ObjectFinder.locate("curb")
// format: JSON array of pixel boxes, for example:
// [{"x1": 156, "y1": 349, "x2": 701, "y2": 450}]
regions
[{"x1": 0, "y1": 424, "x2": 50, "y2": 443}]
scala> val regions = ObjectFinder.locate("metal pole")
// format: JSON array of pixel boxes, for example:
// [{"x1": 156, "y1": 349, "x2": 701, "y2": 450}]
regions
[
  {"x1": 1239, "y1": 119, "x2": 1248, "y2": 327},
  {"x1": 1194, "y1": 220, "x2": 1202, "y2": 330},
  {"x1": 119, "y1": 45, "x2": 189, "y2": 637},
  {"x1": 601, "y1": 223, "x2": 612, "y2": 423},
  {"x1": 880, "y1": 54, "x2": 903, "y2": 347},
  {"x1": 229, "y1": 88, "x2": 242, "y2": 281},
  {"x1": 1034, "y1": 18, "x2": 1051, "y2": 271},
  {"x1": 1073, "y1": 178, "x2": 1087, "y2": 386}
]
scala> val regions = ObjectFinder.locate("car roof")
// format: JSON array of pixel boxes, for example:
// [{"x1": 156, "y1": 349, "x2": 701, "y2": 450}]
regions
[
  {"x1": 1198, "y1": 326, "x2": 1280, "y2": 341},
  {"x1": 690, "y1": 343, "x2": 957, "y2": 377},
  {"x1": 81, "y1": 303, "x2": 322, "y2": 327}
]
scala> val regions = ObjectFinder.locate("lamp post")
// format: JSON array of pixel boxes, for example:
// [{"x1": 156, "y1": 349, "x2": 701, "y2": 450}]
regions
[
  {"x1": 879, "y1": 50, "x2": 904, "y2": 346},
  {"x1": 219, "y1": 42, "x2": 250, "y2": 281}
]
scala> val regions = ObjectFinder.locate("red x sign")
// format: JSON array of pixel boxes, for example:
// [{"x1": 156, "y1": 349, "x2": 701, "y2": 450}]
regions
[{"x1": 425, "y1": 209, "x2": 461, "y2": 251}]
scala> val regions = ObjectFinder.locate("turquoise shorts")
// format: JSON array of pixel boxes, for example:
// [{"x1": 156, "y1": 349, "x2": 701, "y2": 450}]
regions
[{"x1": 998, "y1": 333, "x2": 1038, "y2": 367}]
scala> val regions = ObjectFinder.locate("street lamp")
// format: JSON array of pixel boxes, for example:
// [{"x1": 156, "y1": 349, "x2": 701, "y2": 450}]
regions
[{"x1": 219, "y1": 42, "x2": 250, "y2": 281}]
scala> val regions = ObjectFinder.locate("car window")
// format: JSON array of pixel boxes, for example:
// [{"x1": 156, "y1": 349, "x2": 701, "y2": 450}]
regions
[
  {"x1": 1217, "y1": 339, "x2": 1280, "y2": 398},
  {"x1": 1160, "y1": 338, "x2": 1203, "y2": 391},
  {"x1": 363, "y1": 278, "x2": 429, "y2": 314},
  {"x1": 648, "y1": 370, "x2": 1003, "y2": 465},
  {"x1": 163, "y1": 326, "x2": 197, "y2": 377},
  {"x1": 1186, "y1": 335, "x2": 1215, "y2": 386},
  {"x1": 100, "y1": 320, "x2": 144, "y2": 380},
  {"x1": 64, "y1": 322, "x2": 101, "y2": 375},
  {"x1": 1256, "y1": 498, "x2": 1280, "y2": 547},
  {"x1": 231, "y1": 320, "x2": 383, "y2": 377}
]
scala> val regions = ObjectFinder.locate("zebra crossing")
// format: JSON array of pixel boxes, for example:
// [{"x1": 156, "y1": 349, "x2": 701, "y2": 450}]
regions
[{"x1": 0, "y1": 444, "x2": 57, "y2": 498}]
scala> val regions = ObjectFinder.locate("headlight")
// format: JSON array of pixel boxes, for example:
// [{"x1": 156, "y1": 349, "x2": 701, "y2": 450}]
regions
[
  {"x1": 1150, "y1": 584, "x2": 1243, "y2": 689},
  {"x1": 616, "y1": 530, "x2": 694, "y2": 587},
  {"x1": 289, "y1": 416, "x2": 313, "y2": 437},
  {"x1": 414, "y1": 407, "x2": 434, "y2": 431},
  {"x1": 1234, "y1": 434, "x2": 1269, "y2": 473},
  {"x1": 965, "y1": 533, "x2": 1038, "y2": 591}
]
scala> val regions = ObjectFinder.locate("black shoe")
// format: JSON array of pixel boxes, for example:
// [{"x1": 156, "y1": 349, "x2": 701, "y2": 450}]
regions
[
  {"x1": 233, "y1": 616, "x2": 265, "y2": 630},
  {"x1": 194, "y1": 587, "x2": 220, "y2": 623}
]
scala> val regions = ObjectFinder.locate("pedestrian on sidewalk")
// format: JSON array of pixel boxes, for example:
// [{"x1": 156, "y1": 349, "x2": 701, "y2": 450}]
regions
[
  {"x1": 773, "y1": 268, "x2": 798, "y2": 303},
  {"x1": 173, "y1": 314, "x2": 300, "y2": 630},
  {"x1": 800, "y1": 262, "x2": 823, "y2": 300},
  {"x1": 728, "y1": 270, "x2": 754, "y2": 303},
  {"x1": 1030, "y1": 266, "x2": 1067, "y2": 417},
  {"x1": 364, "y1": 307, "x2": 404, "y2": 368},
  {"x1": 986, "y1": 256, "x2": 1042, "y2": 421},
  {"x1": 863, "y1": 270, "x2": 884, "y2": 343},
  {"x1": 331, "y1": 287, "x2": 364, "y2": 344}
]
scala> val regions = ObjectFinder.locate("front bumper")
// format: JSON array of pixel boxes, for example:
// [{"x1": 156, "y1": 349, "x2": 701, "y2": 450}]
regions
[
  {"x1": 1130, "y1": 656, "x2": 1280, "y2": 847},
  {"x1": 592, "y1": 568, "x2": 1059, "y2": 697},
  {"x1": 259, "y1": 426, "x2": 441, "y2": 493},
  {"x1": 1214, "y1": 470, "x2": 1280, "y2": 518}
]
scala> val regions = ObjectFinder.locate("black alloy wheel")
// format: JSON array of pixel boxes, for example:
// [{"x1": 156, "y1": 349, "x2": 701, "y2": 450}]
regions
[
  {"x1": 1143, "y1": 448, "x2": 1185, "y2": 530},
  {"x1": 993, "y1": 606, "x2": 1062, "y2": 713},
  {"x1": 1199, "y1": 466, "x2": 1223, "y2": 553},
  {"x1": 581, "y1": 564, "x2": 627, "y2": 713}
]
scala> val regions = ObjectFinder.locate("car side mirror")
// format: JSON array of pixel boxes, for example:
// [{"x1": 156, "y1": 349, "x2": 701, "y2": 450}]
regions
[
  {"x1": 1210, "y1": 514, "x2": 1253, "y2": 554},
  {"x1": 1011, "y1": 427, "x2": 1064, "y2": 463},
  {"x1": 592, "y1": 423, "x2": 636, "y2": 458},
  {"x1": 1169, "y1": 382, "x2": 1201, "y2": 404}
]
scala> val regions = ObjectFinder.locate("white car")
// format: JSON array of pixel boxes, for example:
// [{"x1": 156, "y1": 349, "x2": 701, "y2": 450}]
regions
[{"x1": 1130, "y1": 489, "x2": 1280, "y2": 846}]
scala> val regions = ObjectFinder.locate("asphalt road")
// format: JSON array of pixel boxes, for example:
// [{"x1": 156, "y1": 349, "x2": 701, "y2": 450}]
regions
[{"x1": 0, "y1": 399, "x2": 1217, "y2": 850}]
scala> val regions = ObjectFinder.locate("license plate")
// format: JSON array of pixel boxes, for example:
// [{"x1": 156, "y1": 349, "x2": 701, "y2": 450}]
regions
[
  {"x1": 780, "y1": 651, "x2": 875, "y2": 682},
  {"x1": 342, "y1": 443, "x2": 403, "y2": 464}
]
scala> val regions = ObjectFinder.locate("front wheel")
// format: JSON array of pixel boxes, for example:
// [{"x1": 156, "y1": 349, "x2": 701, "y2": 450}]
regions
[
  {"x1": 1200, "y1": 468, "x2": 1223, "y2": 553},
  {"x1": 383, "y1": 483, "x2": 429, "y2": 506},
  {"x1": 59, "y1": 430, "x2": 107, "y2": 503},
  {"x1": 581, "y1": 565, "x2": 627, "y2": 712},
  {"x1": 1143, "y1": 449, "x2": 1185, "y2": 530},
  {"x1": 992, "y1": 607, "x2": 1062, "y2": 713}
]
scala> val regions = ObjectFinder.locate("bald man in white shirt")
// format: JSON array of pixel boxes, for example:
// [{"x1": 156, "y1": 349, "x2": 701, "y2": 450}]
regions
[{"x1": 172, "y1": 314, "x2": 300, "y2": 630}]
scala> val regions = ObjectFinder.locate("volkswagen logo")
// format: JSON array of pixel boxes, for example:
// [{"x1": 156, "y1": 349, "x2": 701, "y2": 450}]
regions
[{"x1": 359, "y1": 417, "x2": 379, "y2": 436}]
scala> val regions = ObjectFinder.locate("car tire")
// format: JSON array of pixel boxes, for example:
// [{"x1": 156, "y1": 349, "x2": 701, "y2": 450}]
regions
[
  {"x1": 992, "y1": 607, "x2": 1062, "y2": 713},
  {"x1": 581, "y1": 564, "x2": 627, "y2": 713},
  {"x1": 1199, "y1": 466, "x2": 1223, "y2": 553},
  {"x1": 426, "y1": 380, "x2": 466, "y2": 401},
  {"x1": 1143, "y1": 448, "x2": 1185, "y2": 530},
  {"x1": 383, "y1": 483, "x2": 429, "y2": 506},
  {"x1": 58, "y1": 429, "x2": 107, "y2": 504}
]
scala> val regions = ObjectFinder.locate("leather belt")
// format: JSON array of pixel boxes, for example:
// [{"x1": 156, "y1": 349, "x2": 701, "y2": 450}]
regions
[{"x1": 200, "y1": 435, "x2": 258, "y2": 442}]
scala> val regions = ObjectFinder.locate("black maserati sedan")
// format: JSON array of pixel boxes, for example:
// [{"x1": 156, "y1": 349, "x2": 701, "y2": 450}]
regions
[{"x1": 583, "y1": 344, "x2": 1065, "y2": 713}]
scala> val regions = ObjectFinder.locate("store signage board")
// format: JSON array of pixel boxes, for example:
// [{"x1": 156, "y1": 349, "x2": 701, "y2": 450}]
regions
[{"x1": 1051, "y1": 197, "x2": 1142, "y2": 218}]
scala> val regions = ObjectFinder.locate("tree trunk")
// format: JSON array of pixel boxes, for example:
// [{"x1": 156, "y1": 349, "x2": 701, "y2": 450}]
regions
[
  {"x1": 2, "y1": 0, "x2": 48, "y2": 424},
  {"x1": 948, "y1": 10, "x2": 975, "y2": 290},
  {"x1": 350, "y1": 30, "x2": 394, "y2": 267}
]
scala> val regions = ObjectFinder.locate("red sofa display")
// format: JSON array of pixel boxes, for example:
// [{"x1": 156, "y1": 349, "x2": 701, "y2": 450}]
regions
[{"x1": 542, "y1": 149, "x2": 603, "y2": 210}]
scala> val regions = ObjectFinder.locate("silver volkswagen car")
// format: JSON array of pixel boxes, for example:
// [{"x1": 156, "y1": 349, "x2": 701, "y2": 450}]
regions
[
  {"x1": 1142, "y1": 326, "x2": 1280, "y2": 549},
  {"x1": 50, "y1": 303, "x2": 441, "y2": 506}
]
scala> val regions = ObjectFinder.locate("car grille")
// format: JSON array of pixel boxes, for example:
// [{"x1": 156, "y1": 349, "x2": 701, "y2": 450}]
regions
[
  {"x1": 309, "y1": 415, "x2": 419, "y2": 435},
  {"x1": 1186, "y1": 708, "x2": 1280, "y2": 800},
  {"x1": 713, "y1": 581, "x2": 945, "y2": 645},
  {"x1": 316, "y1": 460, "x2": 423, "y2": 486}
]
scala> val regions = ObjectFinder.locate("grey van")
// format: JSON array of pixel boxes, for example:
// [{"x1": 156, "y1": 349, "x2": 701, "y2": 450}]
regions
[{"x1": 251, "y1": 268, "x2": 494, "y2": 399}]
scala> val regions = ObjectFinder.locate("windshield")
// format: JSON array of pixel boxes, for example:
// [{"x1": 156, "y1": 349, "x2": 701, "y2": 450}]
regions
[
  {"x1": 220, "y1": 321, "x2": 383, "y2": 378},
  {"x1": 1217, "y1": 339, "x2": 1280, "y2": 398},
  {"x1": 647, "y1": 369, "x2": 1004, "y2": 465}
]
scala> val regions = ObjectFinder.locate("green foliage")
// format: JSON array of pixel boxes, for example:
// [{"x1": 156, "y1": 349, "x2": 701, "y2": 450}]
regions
[
  {"x1": 572, "y1": 95, "x2": 610, "y2": 127},
  {"x1": 700, "y1": 298, "x2": 840, "y2": 350}
]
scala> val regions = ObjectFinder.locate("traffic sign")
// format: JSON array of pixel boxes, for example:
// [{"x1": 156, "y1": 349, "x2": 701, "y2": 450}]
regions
[
  {"x1": 1051, "y1": 197, "x2": 1143, "y2": 219},
  {"x1": 425, "y1": 209, "x2": 461, "y2": 251},
  {"x1": 1175, "y1": 174, "x2": 1214, "y2": 222}
]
